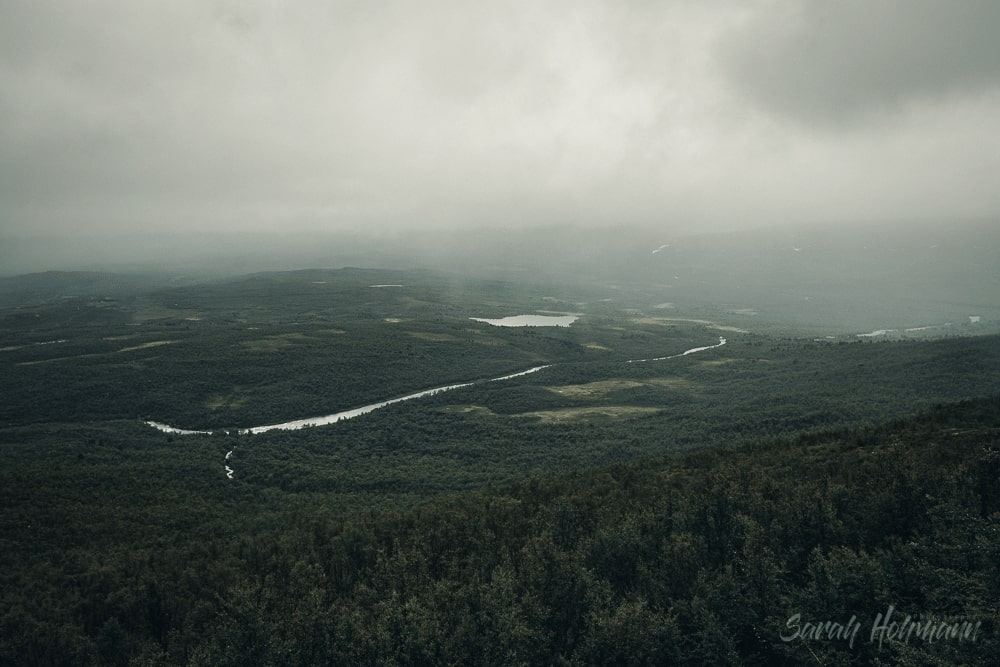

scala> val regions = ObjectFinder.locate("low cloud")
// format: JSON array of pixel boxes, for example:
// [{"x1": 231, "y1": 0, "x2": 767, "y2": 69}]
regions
[
  {"x1": 1, "y1": 0, "x2": 998, "y2": 251},
  {"x1": 720, "y1": 1, "x2": 1000, "y2": 126}
]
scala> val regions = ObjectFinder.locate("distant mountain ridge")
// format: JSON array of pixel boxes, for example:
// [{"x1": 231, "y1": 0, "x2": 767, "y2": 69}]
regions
[{"x1": 2, "y1": 220, "x2": 997, "y2": 333}]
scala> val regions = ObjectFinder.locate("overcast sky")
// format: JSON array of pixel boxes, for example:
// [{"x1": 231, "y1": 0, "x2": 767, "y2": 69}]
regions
[{"x1": 2, "y1": 0, "x2": 999, "y2": 240}]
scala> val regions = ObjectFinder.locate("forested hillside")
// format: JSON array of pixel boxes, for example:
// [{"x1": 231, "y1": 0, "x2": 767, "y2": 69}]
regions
[
  {"x1": 5, "y1": 0, "x2": 1000, "y2": 661},
  {"x1": 2, "y1": 398, "x2": 996, "y2": 665},
  {"x1": 2, "y1": 268, "x2": 998, "y2": 665}
]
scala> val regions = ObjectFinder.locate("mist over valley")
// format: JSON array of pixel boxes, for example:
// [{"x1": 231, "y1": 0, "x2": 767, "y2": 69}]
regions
[{"x1": 3, "y1": 1, "x2": 999, "y2": 663}]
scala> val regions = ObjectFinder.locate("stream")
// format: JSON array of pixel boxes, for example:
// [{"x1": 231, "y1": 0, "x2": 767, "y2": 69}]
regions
[{"x1": 144, "y1": 337, "x2": 725, "y2": 478}]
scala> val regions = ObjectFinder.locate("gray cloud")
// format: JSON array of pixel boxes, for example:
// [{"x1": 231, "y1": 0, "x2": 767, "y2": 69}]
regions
[
  {"x1": 721, "y1": 1, "x2": 1000, "y2": 125},
  {"x1": 1, "y1": 0, "x2": 998, "y2": 249}
]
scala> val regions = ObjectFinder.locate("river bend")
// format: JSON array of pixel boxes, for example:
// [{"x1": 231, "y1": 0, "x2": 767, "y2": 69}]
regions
[{"x1": 144, "y1": 337, "x2": 725, "y2": 477}]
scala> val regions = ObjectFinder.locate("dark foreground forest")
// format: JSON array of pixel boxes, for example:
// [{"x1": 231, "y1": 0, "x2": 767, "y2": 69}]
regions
[
  {"x1": 2, "y1": 397, "x2": 997, "y2": 665},
  {"x1": 1, "y1": 268, "x2": 998, "y2": 665}
]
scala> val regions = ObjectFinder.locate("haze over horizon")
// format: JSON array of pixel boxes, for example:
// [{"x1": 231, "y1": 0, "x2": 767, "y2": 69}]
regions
[{"x1": 3, "y1": 1, "x2": 1000, "y2": 272}]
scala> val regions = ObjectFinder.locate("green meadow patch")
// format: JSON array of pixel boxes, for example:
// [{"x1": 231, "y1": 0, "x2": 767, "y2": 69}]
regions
[
  {"x1": 241, "y1": 332, "x2": 311, "y2": 352},
  {"x1": 517, "y1": 405, "x2": 662, "y2": 422},
  {"x1": 407, "y1": 331, "x2": 460, "y2": 342},
  {"x1": 205, "y1": 387, "x2": 249, "y2": 411},
  {"x1": 546, "y1": 377, "x2": 695, "y2": 399}
]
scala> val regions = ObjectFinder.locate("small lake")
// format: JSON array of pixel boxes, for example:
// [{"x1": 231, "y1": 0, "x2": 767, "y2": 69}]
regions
[{"x1": 470, "y1": 314, "x2": 579, "y2": 327}]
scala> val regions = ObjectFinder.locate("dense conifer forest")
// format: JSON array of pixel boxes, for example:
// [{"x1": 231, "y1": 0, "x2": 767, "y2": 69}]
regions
[
  {"x1": 1, "y1": 268, "x2": 998, "y2": 665},
  {"x1": 6, "y1": 0, "x2": 1000, "y2": 662}
]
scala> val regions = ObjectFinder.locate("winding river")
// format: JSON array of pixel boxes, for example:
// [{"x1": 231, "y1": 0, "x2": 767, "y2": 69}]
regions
[{"x1": 145, "y1": 337, "x2": 726, "y2": 477}]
